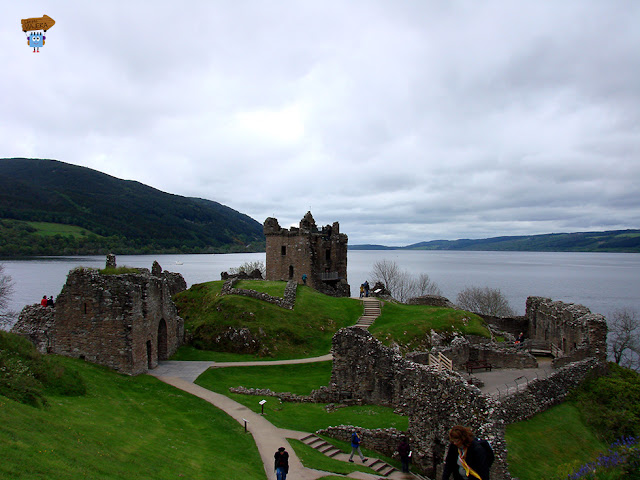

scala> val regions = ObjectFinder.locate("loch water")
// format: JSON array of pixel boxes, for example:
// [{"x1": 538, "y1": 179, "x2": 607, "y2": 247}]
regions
[{"x1": 2, "y1": 251, "x2": 639, "y2": 324}]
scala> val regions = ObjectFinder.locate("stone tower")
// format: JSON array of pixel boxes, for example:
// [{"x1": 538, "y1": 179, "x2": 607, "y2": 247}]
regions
[{"x1": 263, "y1": 212, "x2": 350, "y2": 297}]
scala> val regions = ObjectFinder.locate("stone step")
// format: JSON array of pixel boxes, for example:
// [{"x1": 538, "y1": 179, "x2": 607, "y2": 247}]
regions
[{"x1": 368, "y1": 458, "x2": 397, "y2": 476}]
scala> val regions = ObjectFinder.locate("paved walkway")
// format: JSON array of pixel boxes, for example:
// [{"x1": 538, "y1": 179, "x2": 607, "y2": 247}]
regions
[{"x1": 149, "y1": 356, "x2": 415, "y2": 480}]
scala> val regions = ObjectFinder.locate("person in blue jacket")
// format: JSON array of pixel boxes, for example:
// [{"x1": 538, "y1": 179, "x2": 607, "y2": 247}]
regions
[
  {"x1": 442, "y1": 425, "x2": 494, "y2": 480},
  {"x1": 349, "y1": 430, "x2": 368, "y2": 463}
]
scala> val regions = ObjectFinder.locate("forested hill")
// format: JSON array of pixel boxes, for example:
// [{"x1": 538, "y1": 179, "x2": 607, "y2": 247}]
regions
[
  {"x1": 350, "y1": 230, "x2": 640, "y2": 253},
  {"x1": 0, "y1": 158, "x2": 265, "y2": 256}
]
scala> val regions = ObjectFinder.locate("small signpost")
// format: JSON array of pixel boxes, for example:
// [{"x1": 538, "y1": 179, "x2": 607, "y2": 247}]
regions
[{"x1": 259, "y1": 399, "x2": 266, "y2": 415}]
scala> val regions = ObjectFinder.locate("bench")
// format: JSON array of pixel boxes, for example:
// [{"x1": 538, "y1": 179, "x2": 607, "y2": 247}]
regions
[{"x1": 465, "y1": 360, "x2": 493, "y2": 374}]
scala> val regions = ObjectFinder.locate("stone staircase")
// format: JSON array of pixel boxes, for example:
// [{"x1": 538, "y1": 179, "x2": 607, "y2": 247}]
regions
[
  {"x1": 300, "y1": 433, "x2": 342, "y2": 458},
  {"x1": 300, "y1": 433, "x2": 401, "y2": 478},
  {"x1": 354, "y1": 297, "x2": 381, "y2": 329}
]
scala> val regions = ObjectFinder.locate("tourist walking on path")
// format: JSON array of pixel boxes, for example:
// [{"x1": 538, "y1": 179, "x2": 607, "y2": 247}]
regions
[
  {"x1": 442, "y1": 425, "x2": 494, "y2": 480},
  {"x1": 41, "y1": 295, "x2": 48, "y2": 306},
  {"x1": 274, "y1": 446, "x2": 289, "y2": 480},
  {"x1": 349, "y1": 430, "x2": 368, "y2": 463},
  {"x1": 398, "y1": 437, "x2": 411, "y2": 473},
  {"x1": 363, "y1": 281, "x2": 370, "y2": 297}
]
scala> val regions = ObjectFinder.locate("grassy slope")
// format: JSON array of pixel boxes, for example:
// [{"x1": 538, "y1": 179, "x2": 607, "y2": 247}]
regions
[
  {"x1": 506, "y1": 402, "x2": 606, "y2": 480},
  {"x1": 370, "y1": 301, "x2": 491, "y2": 350},
  {"x1": 173, "y1": 281, "x2": 363, "y2": 359},
  {"x1": 0, "y1": 356, "x2": 264, "y2": 480}
]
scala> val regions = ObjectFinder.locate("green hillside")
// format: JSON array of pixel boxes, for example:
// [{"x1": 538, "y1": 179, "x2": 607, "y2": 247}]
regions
[
  {"x1": 351, "y1": 230, "x2": 640, "y2": 252},
  {"x1": 0, "y1": 158, "x2": 265, "y2": 255}
]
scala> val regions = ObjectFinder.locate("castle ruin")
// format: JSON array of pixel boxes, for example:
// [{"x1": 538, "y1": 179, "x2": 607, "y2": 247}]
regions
[
  {"x1": 264, "y1": 212, "x2": 350, "y2": 297},
  {"x1": 12, "y1": 257, "x2": 187, "y2": 375}
]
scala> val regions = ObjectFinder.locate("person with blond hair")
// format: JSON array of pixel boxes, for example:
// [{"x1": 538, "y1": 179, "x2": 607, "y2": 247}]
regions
[{"x1": 442, "y1": 425, "x2": 494, "y2": 480}]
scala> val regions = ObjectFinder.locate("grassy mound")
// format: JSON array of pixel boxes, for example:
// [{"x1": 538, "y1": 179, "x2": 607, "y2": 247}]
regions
[
  {"x1": 0, "y1": 342, "x2": 264, "y2": 480},
  {"x1": 174, "y1": 280, "x2": 362, "y2": 359},
  {"x1": 0, "y1": 331, "x2": 86, "y2": 407},
  {"x1": 370, "y1": 301, "x2": 491, "y2": 351}
]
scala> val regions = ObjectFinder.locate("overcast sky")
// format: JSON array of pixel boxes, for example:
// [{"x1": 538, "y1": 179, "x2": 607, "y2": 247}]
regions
[{"x1": 2, "y1": 1, "x2": 639, "y2": 245}]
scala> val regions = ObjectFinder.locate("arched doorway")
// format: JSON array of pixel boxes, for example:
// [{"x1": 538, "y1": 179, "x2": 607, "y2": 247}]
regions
[
  {"x1": 158, "y1": 318, "x2": 168, "y2": 361},
  {"x1": 146, "y1": 340, "x2": 153, "y2": 369},
  {"x1": 288, "y1": 265, "x2": 294, "y2": 280}
]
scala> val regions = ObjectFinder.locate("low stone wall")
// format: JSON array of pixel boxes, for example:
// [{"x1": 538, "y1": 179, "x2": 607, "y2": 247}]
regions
[
  {"x1": 221, "y1": 278, "x2": 297, "y2": 309},
  {"x1": 479, "y1": 315, "x2": 528, "y2": 338},
  {"x1": 316, "y1": 425, "x2": 409, "y2": 460},
  {"x1": 499, "y1": 357, "x2": 607, "y2": 424}
]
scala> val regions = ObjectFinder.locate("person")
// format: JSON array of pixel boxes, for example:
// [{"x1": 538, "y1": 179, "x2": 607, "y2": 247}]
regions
[
  {"x1": 274, "y1": 446, "x2": 289, "y2": 480},
  {"x1": 398, "y1": 437, "x2": 411, "y2": 473},
  {"x1": 41, "y1": 295, "x2": 48, "y2": 306},
  {"x1": 515, "y1": 332, "x2": 525, "y2": 346},
  {"x1": 349, "y1": 430, "x2": 368, "y2": 463},
  {"x1": 302, "y1": 273, "x2": 307, "y2": 285},
  {"x1": 363, "y1": 281, "x2": 370, "y2": 297},
  {"x1": 360, "y1": 284, "x2": 364, "y2": 298},
  {"x1": 442, "y1": 425, "x2": 494, "y2": 480},
  {"x1": 47, "y1": 296, "x2": 55, "y2": 307}
]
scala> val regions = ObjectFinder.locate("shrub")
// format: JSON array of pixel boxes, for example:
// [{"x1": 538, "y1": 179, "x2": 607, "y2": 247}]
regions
[{"x1": 0, "y1": 331, "x2": 86, "y2": 407}]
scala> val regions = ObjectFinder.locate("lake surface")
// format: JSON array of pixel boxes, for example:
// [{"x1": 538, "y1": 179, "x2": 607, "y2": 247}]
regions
[{"x1": 2, "y1": 251, "x2": 639, "y2": 325}]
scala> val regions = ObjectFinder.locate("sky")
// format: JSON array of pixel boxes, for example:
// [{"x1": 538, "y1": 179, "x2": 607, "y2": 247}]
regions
[{"x1": 2, "y1": 1, "x2": 639, "y2": 246}]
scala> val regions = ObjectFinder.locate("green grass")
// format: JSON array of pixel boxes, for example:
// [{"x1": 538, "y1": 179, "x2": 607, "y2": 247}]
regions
[
  {"x1": 506, "y1": 402, "x2": 606, "y2": 480},
  {"x1": 98, "y1": 266, "x2": 140, "y2": 275},
  {"x1": 26, "y1": 221, "x2": 99, "y2": 238},
  {"x1": 370, "y1": 301, "x2": 491, "y2": 350},
  {"x1": 195, "y1": 362, "x2": 409, "y2": 433},
  {"x1": 236, "y1": 279, "x2": 286, "y2": 296},
  {"x1": 0, "y1": 354, "x2": 264, "y2": 480},
  {"x1": 174, "y1": 281, "x2": 363, "y2": 359}
]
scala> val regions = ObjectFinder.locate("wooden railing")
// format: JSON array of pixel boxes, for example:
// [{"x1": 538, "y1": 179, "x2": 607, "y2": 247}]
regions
[
  {"x1": 429, "y1": 352, "x2": 453, "y2": 372},
  {"x1": 320, "y1": 272, "x2": 339, "y2": 281}
]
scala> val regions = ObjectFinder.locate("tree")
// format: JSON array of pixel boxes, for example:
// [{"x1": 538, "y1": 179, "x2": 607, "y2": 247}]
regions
[
  {"x1": 608, "y1": 308, "x2": 640, "y2": 371},
  {"x1": 228, "y1": 260, "x2": 266, "y2": 277},
  {"x1": 370, "y1": 260, "x2": 441, "y2": 303},
  {"x1": 0, "y1": 264, "x2": 16, "y2": 329},
  {"x1": 456, "y1": 286, "x2": 516, "y2": 317}
]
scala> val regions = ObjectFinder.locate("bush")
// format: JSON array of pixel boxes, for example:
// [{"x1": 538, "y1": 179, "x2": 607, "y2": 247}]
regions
[
  {"x1": 0, "y1": 331, "x2": 86, "y2": 407},
  {"x1": 570, "y1": 363, "x2": 640, "y2": 443}
]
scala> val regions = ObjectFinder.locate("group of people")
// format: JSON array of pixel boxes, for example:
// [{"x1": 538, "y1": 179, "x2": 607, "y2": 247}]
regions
[
  {"x1": 274, "y1": 424, "x2": 494, "y2": 479},
  {"x1": 40, "y1": 295, "x2": 55, "y2": 307},
  {"x1": 359, "y1": 280, "x2": 370, "y2": 298}
]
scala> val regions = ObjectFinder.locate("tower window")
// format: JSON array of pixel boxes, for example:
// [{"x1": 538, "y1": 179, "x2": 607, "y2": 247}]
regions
[{"x1": 281, "y1": 246, "x2": 287, "y2": 255}]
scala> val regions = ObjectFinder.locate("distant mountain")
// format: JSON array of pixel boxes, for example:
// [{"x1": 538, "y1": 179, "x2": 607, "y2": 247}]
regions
[
  {"x1": 0, "y1": 158, "x2": 265, "y2": 255},
  {"x1": 350, "y1": 230, "x2": 640, "y2": 253}
]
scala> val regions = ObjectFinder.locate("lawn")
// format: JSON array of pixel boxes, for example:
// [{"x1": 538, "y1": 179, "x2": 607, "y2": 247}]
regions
[
  {"x1": 506, "y1": 402, "x2": 606, "y2": 480},
  {"x1": 0, "y1": 356, "x2": 264, "y2": 480},
  {"x1": 195, "y1": 362, "x2": 409, "y2": 433}
]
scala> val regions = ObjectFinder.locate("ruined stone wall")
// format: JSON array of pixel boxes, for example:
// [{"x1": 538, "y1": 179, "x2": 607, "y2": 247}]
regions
[
  {"x1": 12, "y1": 305, "x2": 56, "y2": 353},
  {"x1": 499, "y1": 357, "x2": 607, "y2": 424},
  {"x1": 327, "y1": 327, "x2": 509, "y2": 478},
  {"x1": 478, "y1": 314, "x2": 529, "y2": 338},
  {"x1": 316, "y1": 426, "x2": 409, "y2": 460},
  {"x1": 526, "y1": 297, "x2": 608, "y2": 362},
  {"x1": 12, "y1": 260, "x2": 187, "y2": 375},
  {"x1": 221, "y1": 278, "x2": 297, "y2": 309},
  {"x1": 264, "y1": 212, "x2": 350, "y2": 297}
]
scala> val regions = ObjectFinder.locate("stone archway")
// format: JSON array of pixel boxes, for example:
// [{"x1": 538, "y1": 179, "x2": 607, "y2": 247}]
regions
[{"x1": 158, "y1": 318, "x2": 168, "y2": 361}]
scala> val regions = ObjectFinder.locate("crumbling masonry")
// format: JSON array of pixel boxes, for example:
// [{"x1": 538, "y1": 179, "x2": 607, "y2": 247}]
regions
[{"x1": 12, "y1": 257, "x2": 187, "y2": 375}]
